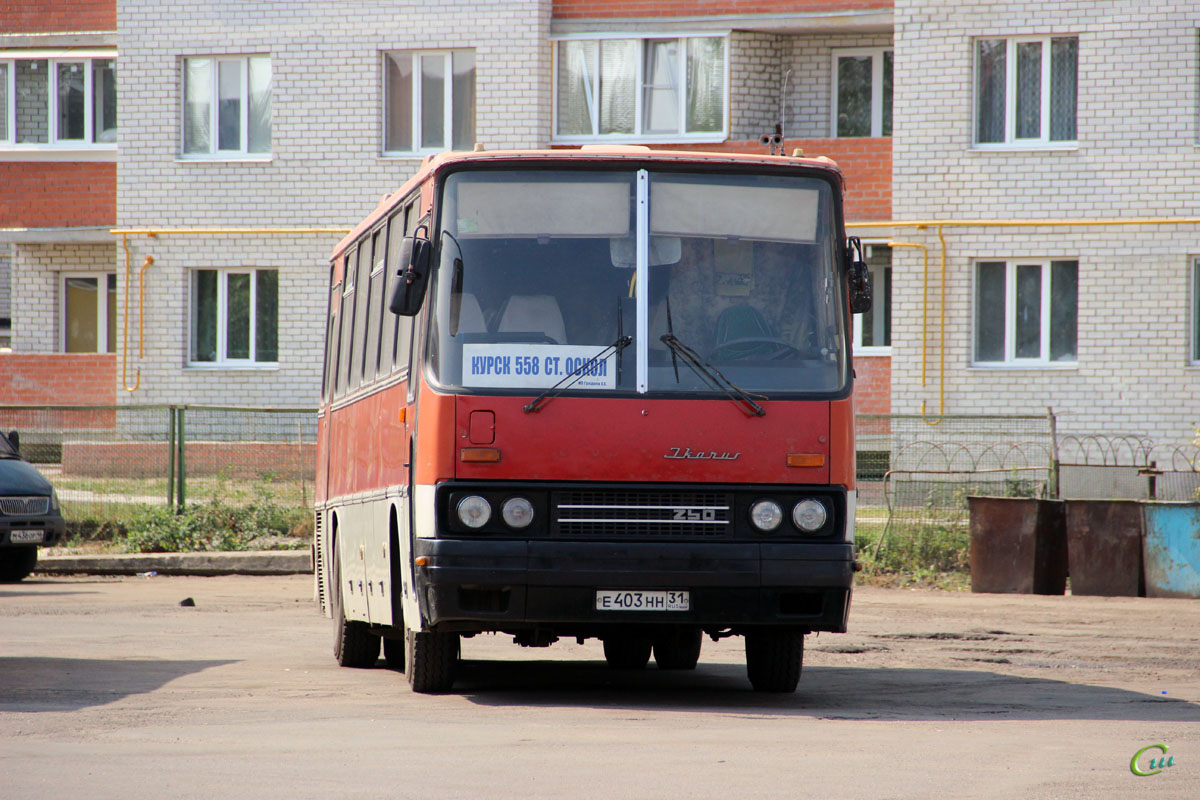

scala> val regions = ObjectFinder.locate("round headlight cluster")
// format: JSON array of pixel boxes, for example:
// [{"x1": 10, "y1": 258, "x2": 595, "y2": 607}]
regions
[
  {"x1": 456, "y1": 495, "x2": 492, "y2": 529},
  {"x1": 750, "y1": 499, "x2": 783, "y2": 531},
  {"x1": 749, "y1": 497, "x2": 829, "y2": 534},
  {"x1": 792, "y1": 499, "x2": 828, "y2": 533},
  {"x1": 456, "y1": 495, "x2": 535, "y2": 530}
]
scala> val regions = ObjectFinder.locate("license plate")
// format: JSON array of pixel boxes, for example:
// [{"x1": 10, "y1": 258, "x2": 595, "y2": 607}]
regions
[
  {"x1": 10, "y1": 530, "x2": 44, "y2": 544},
  {"x1": 595, "y1": 590, "x2": 690, "y2": 612}
]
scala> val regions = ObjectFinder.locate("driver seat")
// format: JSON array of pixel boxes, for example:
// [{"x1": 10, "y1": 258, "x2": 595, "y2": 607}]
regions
[
  {"x1": 498, "y1": 294, "x2": 567, "y2": 344},
  {"x1": 712, "y1": 304, "x2": 779, "y2": 359}
]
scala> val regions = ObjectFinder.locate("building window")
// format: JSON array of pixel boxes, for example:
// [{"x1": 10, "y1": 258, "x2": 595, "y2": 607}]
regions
[
  {"x1": 975, "y1": 36, "x2": 1077, "y2": 147},
  {"x1": 832, "y1": 48, "x2": 892, "y2": 138},
  {"x1": 61, "y1": 273, "x2": 117, "y2": 353},
  {"x1": 384, "y1": 50, "x2": 475, "y2": 153},
  {"x1": 974, "y1": 260, "x2": 1077, "y2": 364},
  {"x1": 853, "y1": 245, "x2": 891, "y2": 352},
  {"x1": 553, "y1": 35, "x2": 726, "y2": 142},
  {"x1": 0, "y1": 57, "x2": 117, "y2": 147},
  {"x1": 190, "y1": 269, "x2": 278, "y2": 365},
  {"x1": 182, "y1": 56, "x2": 271, "y2": 156},
  {"x1": 1192, "y1": 258, "x2": 1200, "y2": 363}
]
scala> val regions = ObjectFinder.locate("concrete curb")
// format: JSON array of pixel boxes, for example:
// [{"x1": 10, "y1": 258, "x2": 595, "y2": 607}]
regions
[{"x1": 36, "y1": 550, "x2": 313, "y2": 576}]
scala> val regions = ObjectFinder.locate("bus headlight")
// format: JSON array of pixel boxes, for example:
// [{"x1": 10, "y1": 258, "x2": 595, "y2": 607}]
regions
[
  {"x1": 501, "y1": 497, "x2": 535, "y2": 529},
  {"x1": 457, "y1": 495, "x2": 492, "y2": 529},
  {"x1": 792, "y1": 499, "x2": 828, "y2": 533},
  {"x1": 750, "y1": 500, "x2": 783, "y2": 532}
]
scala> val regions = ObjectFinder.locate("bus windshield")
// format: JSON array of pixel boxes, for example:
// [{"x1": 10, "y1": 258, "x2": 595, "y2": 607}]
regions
[{"x1": 429, "y1": 167, "x2": 847, "y2": 398}]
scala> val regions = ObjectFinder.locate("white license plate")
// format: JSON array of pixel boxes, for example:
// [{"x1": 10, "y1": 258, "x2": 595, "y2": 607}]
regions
[
  {"x1": 595, "y1": 590, "x2": 690, "y2": 612},
  {"x1": 10, "y1": 530, "x2": 44, "y2": 544}
]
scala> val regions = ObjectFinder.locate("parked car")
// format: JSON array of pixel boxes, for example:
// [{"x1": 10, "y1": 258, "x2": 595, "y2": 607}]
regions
[{"x1": 0, "y1": 431, "x2": 66, "y2": 582}]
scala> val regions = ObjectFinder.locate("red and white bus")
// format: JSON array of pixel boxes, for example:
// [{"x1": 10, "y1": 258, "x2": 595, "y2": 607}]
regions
[{"x1": 315, "y1": 146, "x2": 871, "y2": 693}]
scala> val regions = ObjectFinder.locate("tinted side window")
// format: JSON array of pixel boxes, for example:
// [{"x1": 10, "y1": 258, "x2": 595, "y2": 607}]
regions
[
  {"x1": 365, "y1": 228, "x2": 386, "y2": 382},
  {"x1": 380, "y1": 206, "x2": 405, "y2": 374},
  {"x1": 322, "y1": 278, "x2": 340, "y2": 402},
  {"x1": 336, "y1": 249, "x2": 356, "y2": 397},
  {"x1": 350, "y1": 239, "x2": 372, "y2": 387}
]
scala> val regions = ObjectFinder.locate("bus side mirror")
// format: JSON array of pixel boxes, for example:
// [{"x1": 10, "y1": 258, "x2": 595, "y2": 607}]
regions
[
  {"x1": 5, "y1": 430, "x2": 18, "y2": 453},
  {"x1": 849, "y1": 260, "x2": 872, "y2": 314},
  {"x1": 845, "y1": 236, "x2": 872, "y2": 314},
  {"x1": 388, "y1": 237, "x2": 432, "y2": 316}
]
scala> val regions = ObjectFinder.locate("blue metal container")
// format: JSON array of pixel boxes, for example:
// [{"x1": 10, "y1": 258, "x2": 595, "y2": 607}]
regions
[{"x1": 1142, "y1": 502, "x2": 1200, "y2": 599}]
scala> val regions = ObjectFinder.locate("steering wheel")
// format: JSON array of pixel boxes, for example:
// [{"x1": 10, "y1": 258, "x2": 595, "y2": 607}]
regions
[{"x1": 709, "y1": 336, "x2": 803, "y2": 361}]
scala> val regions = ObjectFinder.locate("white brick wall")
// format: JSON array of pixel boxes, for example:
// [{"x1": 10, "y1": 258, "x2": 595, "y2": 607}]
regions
[
  {"x1": 109, "y1": 0, "x2": 553, "y2": 407},
  {"x1": 0, "y1": 249, "x2": 11, "y2": 321},
  {"x1": 891, "y1": 0, "x2": 1200, "y2": 444}
]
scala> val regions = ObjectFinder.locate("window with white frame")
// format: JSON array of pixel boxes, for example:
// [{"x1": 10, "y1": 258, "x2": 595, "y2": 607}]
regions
[
  {"x1": 1192, "y1": 257, "x2": 1200, "y2": 363},
  {"x1": 853, "y1": 244, "x2": 891, "y2": 352},
  {"x1": 190, "y1": 268, "x2": 278, "y2": 365},
  {"x1": 0, "y1": 56, "x2": 117, "y2": 147},
  {"x1": 553, "y1": 35, "x2": 726, "y2": 141},
  {"x1": 832, "y1": 48, "x2": 892, "y2": 138},
  {"x1": 975, "y1": 36, "x2": 1077, "y2": 147},
  {"x1": 384, "y1": 50, "x2": 475, "y2": 153},
  {"x1": 182, "y1": 56, "x2": 271, "y2": 156},
  {"x1": 974, "y1": 259, "x2": 1077, "y2": 364},
  {"x1": 61, "y1": 273, "x2": 116, "y2": 353}
]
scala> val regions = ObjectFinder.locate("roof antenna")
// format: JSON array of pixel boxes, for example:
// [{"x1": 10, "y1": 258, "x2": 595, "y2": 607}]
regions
[{"x1": 759, "y1": 69, "x2": 793, "y2": 156}]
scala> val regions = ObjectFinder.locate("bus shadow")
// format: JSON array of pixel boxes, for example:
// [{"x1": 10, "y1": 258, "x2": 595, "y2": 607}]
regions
[
  {"x1": 457, "y1": 659, "x2": 1200, "y2": 723},
  {"x1": 0, "y1": 656, "x2": 237, "y2": 713}
]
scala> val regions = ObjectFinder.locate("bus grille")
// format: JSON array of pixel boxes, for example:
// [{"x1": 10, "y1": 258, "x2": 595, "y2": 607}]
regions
[
  {"x1": 0, "y1": 497, "x2": 49, "y2": 516},
  {"x1": 553, "y1": 489, "x2": 733, "y2": 538}
]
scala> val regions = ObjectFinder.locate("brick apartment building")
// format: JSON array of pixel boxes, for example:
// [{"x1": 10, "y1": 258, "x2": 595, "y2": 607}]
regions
[{"x1": 2, "y1": 0, "x2": 1197, "y2": 444}]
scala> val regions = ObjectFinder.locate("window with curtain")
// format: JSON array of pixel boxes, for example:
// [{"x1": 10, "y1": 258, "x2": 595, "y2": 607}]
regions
[
  {"x1": 553, "y1": 35, "x2": 726, "y2": 141},
  {"x1": 182, "y1": 55, "x2": 271, "y2": 156},
  {"x1": 974, "y1": 259, "x2": 1078, "y2": 364},
  {"x1": 383, "y1": 50, "x2": 475, "y2": 153},
  {"x1": 832, "y1": 48, "x2": 892, "y2": 138},
  {"x1": 62, "y1": 273, "x2": 117, "y2": 353},
  {"x1": 974, "y1": 36, "x2": 1077, "y2": 146},
  {"x1": 190, "y1": 268, "x2": 278, "y2": 365}
]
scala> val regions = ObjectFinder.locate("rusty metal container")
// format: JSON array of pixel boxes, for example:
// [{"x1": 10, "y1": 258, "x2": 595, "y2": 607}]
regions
[
  {"x1": 1064, "y1": 500, "x2": 1144, "y2": 597},
  {"x1": 1142, "y1": 502, "x2": 1200, "y2": 599},
  {"x1": 967, "y1": 497, "x2": 1067, "y2": 594}
]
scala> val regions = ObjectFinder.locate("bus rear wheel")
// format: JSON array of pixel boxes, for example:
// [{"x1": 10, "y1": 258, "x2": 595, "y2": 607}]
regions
[
  {"x1": 405, "y1": 628, "x2": 459, "y2": 693},
  {"x1": 602, "y1": 635, "x2": 653, "y2": 669},
  {"x1": 653, "y1": 627, "x2": 702, "y2": 670},
  {"x1": 331, "y1": 550, "x2": 380, "y2": 668},
  {"x1": 745, "y1": 629, "x2": 804, "y2": 693}
]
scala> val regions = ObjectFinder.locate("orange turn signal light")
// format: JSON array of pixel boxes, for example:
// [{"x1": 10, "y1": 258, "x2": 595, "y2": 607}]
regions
[
  {"x1": 414, "y1": 556, "x2": 429, "y2": 567},
  {"x1": 786, "y1": 453, "x2": 825, "y2": 468},
  {"x1": 460, "y1": 447, "x2": 501, "y2": 463}
]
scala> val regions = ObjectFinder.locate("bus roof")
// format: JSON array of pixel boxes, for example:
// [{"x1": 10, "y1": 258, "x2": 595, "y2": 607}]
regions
[{"x1": 330, "y1": 147, "x2": 844, "y2": 261}]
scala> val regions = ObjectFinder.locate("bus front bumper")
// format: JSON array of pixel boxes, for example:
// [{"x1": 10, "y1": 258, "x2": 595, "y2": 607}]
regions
[{"x1": 412, "y1": 539, "x2": 853, "y2": 633}]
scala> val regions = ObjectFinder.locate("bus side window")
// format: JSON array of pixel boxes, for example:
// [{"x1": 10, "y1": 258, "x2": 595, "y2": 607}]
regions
[
  {"x1": 322, "y1": 280, "x2": 340, "y2": 402},
  {"x1": 349, "y1": 238, "x2": 372, "y2": 390},
  {"x1": 336, "y1": 248, "x2": 356, "y2": 398},
  {"x1": 364, "y1": 227, "x2": 386, "y2": 384},
  {"x1": 380, "y1": 205, "x2": 405, "y2": 374}
]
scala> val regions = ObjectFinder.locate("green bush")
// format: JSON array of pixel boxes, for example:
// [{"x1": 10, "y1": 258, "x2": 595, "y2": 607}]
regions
[{"x1": 118, "y1": 498, "x2": 309, "y2": 553}]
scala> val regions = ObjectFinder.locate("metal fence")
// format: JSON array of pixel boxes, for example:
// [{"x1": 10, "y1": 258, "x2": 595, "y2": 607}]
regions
[{"x1": 0, "y1": 405, "x2": 317, "y2": 523}]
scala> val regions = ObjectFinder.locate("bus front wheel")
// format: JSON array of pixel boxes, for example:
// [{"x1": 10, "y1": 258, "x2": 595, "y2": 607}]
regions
[
  {"x1": 602, "y1": 635, "x2": 653, "y2": 669},
  {"x1": 405, "y1": 628, "x2": 459, "y2": 693},
  {"x1": 745, "y1": 629, "x2": 804, "y2": 693}
]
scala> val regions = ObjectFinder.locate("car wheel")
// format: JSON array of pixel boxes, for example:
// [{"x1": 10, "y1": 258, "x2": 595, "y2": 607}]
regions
[{"x1": 0, "y1": 546, "x2": 38, "y2": 583}]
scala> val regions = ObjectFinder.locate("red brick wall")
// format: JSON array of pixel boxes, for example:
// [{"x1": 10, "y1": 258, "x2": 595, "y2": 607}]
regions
[
  {"x1": 0, "y1": 354, "x2": 117, "y2": 406},
  {"x1": 852, "y1": 354, "x2": 890, "y2": 415},
  {"x1": 654, "y1": 139, "x2": 891, "y2": 222},
  {"x1": 0, "y1": 0, "x2": 115, "y2": 32},
  {"x1": 0, "y1": 163, "x2": 116, "y2": 229},
  {"x1": 62, "y1": 441, "x2": 317, "y2": 480},
  {"x1": 553, "y1": 1, "x2": 891, "y2": 18}
]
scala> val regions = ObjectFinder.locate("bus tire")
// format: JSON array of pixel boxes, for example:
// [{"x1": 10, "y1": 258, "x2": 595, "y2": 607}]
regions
[
  {"x1": 745, "y1": 629, "x2": 803, "y2": 693},
  {"x1": 602, "y1": 636, "x2": 653, "y2": 669},
  {"x1": 405, "y1": 628, "x2": 459, "y2": 693},
  {"x1": 653, "y1": 627, "x2": 702, "y2": 670},
  {"x1": 383, "y1": 636, "x2": 405, "y2": 672},
  {"x1": 0, "y1": 546, "x2": 37, "y2": 583},
  {"x1": 331, "y1": 550, "x2": 380, "y2": 668}
]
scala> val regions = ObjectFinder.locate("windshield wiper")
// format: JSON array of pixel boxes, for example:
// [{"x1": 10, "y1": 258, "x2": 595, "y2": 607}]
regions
[
  {"x1": 658, "y1": 334, "x2": 767, "y2": 417},
  {"x1": 523, "y1": 335, "x2": 633, "y2": 414}
]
